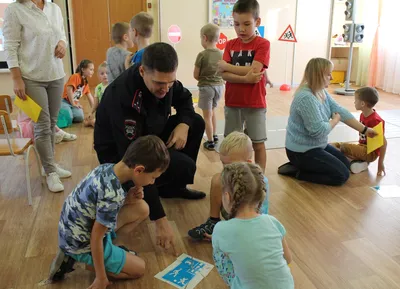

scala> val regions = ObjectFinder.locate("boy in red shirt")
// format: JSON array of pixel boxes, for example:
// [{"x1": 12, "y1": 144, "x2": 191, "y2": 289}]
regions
[
  {"x1": 335, "y1": 87, "x2": 387, "y2": 176},
  {"x1": 217, "y1": 0, "x2": 272, "y2": 172}
]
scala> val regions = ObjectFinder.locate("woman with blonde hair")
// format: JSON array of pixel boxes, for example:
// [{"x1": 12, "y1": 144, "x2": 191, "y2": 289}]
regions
[
  {"x1": 4, "y1": 0, "x2": 70, "y2": 192},
  {"x1": 278, "y1": 58, "x2": 377, "y2": 186}
]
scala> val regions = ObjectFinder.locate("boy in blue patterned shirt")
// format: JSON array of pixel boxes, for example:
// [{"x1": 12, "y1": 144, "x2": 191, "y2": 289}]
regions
[{"x1": 48, "y1": 135, "x2": 170, "y2": 288}]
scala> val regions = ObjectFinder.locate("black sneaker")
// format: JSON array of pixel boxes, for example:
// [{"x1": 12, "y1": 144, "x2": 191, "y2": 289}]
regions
[
  {"x1": 188, "y1": 218, "x2": 219, "y2": 240},
  {"x1": 203, "y1": 141, "x2": 215, "y2": 151},
  {"x1": 213, "y1": 135, "x2": 219, "y2": 143},
  {"x1": 179, "y1": 188, "x2": 206, "y2": 199},
  {"x1": 118, "y1": 245, "x2": 138, "y2": 256},
  {"x1": 48, "y1": 249, "x2": 76, "y2": 281},
  {"x1": 159, "y1": 188, "x2": 206, "y2": 199},
  {"x1": 278, "y1": 162, "x2": 299, "y2": 177}
]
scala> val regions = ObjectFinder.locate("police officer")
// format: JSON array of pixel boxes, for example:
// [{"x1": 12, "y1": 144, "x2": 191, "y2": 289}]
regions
[{"x1": 94, "y1": 43, "x2": 206, "y2": 252}]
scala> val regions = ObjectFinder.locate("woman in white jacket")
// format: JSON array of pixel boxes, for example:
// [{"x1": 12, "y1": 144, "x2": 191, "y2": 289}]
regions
[{"x1": 4, "y1": 0, "x2": 71, "y2": 192}]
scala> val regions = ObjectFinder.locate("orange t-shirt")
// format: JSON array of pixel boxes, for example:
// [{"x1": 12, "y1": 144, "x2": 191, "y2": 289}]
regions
[{"x1": 62, "y1": 73, "x2": 90, "y2": 104}]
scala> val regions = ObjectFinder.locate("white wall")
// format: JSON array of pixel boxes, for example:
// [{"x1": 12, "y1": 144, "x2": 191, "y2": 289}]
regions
[
  {"x1": 0, "y1": 0, "x2": 333, "y2": 94},
  {"x1": 159, "y1": 0, "x2": 208, "y2": 89},
  {"x1": 56, "y1": 0, "x2": 73, "y2": 78},
  {"x1": 256, "y1": 0, "x2": 332, "y2": 86},
  {"x1": 292, "y1": 0, "x2": 332, "y2": 84},
  {"x1": 159, "y1": 0, "x2": 332, "y2": 88}
]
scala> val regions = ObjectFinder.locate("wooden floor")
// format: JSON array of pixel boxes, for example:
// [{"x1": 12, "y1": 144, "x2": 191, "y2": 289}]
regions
[{"x1": 1, "y1": 87, "x2": 400, "y2": 289}]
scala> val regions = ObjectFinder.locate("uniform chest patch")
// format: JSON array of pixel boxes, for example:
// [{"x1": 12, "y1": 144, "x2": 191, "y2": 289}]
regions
[{"x1": 124, "y1": 119, "x2": 136, "y2": 140}]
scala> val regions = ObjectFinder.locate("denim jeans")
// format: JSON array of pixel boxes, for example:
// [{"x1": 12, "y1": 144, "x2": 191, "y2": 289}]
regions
[{"x1": 286, "y1": 144, "x2": 350, "y2": 186}]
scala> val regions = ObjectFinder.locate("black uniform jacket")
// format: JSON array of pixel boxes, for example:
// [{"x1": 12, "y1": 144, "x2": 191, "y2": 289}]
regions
[{"x1": 94, "y1": 64, "x2": 196, "y2": 220}]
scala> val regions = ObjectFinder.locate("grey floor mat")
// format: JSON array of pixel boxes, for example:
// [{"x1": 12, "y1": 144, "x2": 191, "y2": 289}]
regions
[{"x1": 203, "y1": 110, "x2": 400, "y2": 152}]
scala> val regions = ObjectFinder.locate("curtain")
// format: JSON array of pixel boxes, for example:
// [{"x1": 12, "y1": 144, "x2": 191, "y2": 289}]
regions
[
  {"x1": 355, "y1": 0, "x2": 379, "y2": 86},
  {"x1": 368, "y1": 0, "x2": 400, "y2": 94}
]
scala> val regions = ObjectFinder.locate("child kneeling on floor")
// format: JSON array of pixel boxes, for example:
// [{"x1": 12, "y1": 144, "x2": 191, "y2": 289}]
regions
[
  {"x1": 188, "y1": 131, "x2": 269, "y2": 241},
  {"x1": 48, "y1": 135, "x2": 170, "y2": 288},
  {"x1": 212, "y1": 162, "x2": 294, "y2": 289},
  {"x1": 334, "y1": 87, "x2": 387, "y2": 176}
]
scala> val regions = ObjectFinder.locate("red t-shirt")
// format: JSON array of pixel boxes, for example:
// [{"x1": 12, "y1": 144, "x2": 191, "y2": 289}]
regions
[
  {"x1": 359, "y1": 110, "x2": 385, "y2": 155},
  {"x1": 223, "y1": 36, "x2": 270, "y2": 108}
]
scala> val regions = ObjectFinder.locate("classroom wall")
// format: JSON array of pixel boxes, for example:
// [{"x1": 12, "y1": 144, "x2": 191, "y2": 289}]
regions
[
  {"x1": 147, "y1": 0, "x2": 161, "y2": 44},
  {"x1": 159, "y1": 0, "x2": 208, "y2": 89},
  {"x1": 292, "y1": 0, "x2": 332, "y2": 84},
  {"x1": 157, "y1": 0, "x2": 332, "y2": 89},
  {"x1": 56, "y1": 0, "x2": 73, "y2": 77},
  {"x1": 0, "y1": 0, "x2": 332, "y2": 94},
  {"x1": 0, "y1": 71, "x2": 13, "y2": 96}
]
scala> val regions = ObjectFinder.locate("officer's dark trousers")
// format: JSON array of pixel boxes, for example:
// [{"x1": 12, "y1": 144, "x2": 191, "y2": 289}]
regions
[
  {"x1": 156, "y1": 113, "x2": 205, "y2": 197},
  {"x1": 96, "y1": 113, "x2": 205, "y2": 197}
]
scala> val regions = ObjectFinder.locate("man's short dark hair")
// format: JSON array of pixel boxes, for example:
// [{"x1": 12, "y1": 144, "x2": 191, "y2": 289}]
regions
[
  {"x1": 122, "y1": 135, "x2": 170, "y2": 173},
  {"x1": 356, "y1": 87, "x2": 380, "y2": 108},
  {"x1": 142, "y1": 42, "x2": 178, "y2": 73},
  {"x1": 233, "y1": 0, "x2": 260, "y2": 19}
]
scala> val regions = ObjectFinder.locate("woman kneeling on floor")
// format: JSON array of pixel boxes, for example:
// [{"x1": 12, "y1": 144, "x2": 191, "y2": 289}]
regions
[{"x1": 278, "y1": 58, "x2": 377, "y2": 186}]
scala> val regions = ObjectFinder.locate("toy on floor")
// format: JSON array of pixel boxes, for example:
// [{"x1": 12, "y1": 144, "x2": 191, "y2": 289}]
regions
[{"x1": 155, "y1": 254, "x2": 214, "y2": 289}]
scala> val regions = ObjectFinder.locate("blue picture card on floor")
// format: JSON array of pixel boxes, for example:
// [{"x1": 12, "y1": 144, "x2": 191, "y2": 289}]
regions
[{"x1": 155, "y1": 254, "x2": 214, "y2": 289}]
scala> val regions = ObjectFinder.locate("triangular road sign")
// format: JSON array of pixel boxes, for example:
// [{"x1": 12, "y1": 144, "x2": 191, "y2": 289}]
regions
[{"x1": 278, "y1": 25, "x2": 297, "y2": 43}]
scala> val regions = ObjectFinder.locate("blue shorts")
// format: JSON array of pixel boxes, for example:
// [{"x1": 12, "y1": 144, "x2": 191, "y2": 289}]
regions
[{"x1": 67, "y1": 231, "x2": 126, "y2": 275}]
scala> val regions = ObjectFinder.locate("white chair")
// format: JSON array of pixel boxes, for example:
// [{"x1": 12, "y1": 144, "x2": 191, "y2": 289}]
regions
[
  {"x1": 0, "y1": 110, "x2": 43, "y2": 205},
  {"x1": 0, "y1": 95, "x2": 22, "y2": 135}
]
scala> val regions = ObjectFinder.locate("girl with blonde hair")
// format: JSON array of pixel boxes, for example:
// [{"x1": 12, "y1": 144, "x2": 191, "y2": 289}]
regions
[
  {"x1": 212, "y1": 162, "x2": 294, "y2": 289},
  {"x1": 279, "y1": 58, "x2": 377, "y2": 186}
]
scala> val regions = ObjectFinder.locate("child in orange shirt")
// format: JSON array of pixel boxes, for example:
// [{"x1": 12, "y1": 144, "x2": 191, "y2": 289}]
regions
[{"x1": 60, "y1": 59, "x2": 95, "y2": 125}]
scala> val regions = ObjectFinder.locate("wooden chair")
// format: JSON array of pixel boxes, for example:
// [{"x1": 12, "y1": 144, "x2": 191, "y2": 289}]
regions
[
  {"x1": 0, "y1": 95, "x2": 22, "y2": 134},
  {"x1": 0, "y1": 110, "x2": 43, "y2": 205}
]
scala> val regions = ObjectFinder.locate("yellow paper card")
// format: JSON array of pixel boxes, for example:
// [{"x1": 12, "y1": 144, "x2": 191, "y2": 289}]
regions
[
  {"x1": 367, "y1": 122, "x2": 384, "y2": 154},
  {"x1": 14, "y1": 95, "x2": 42, "y2": 122}
]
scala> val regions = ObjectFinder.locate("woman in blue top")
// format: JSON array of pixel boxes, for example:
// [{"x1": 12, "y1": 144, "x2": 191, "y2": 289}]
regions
[{"x1": 279, "y1": 58, "x2": 377, "y2": 186}]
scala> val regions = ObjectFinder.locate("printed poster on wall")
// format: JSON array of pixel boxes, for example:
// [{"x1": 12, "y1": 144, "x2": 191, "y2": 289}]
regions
[{"x1": 209, "y1": 0, "x2": 238, "y2": 28}]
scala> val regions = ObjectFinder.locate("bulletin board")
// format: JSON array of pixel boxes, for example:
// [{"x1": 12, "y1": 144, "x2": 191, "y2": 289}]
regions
[{"x1": 209, "y1": 0, "x2": 237, "y2": 28}]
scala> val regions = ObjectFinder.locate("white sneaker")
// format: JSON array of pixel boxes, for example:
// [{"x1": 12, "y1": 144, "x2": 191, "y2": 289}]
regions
[
  {"x1": 350, "y1": 161, "x2": 369, "y2": 174},
  {"x1": 41, "y1": 164, "x2": 72, "y2": 178},
  {"x1": 55, "y1": 164, "x2": 72, "y2": 178},
  {"x1": 62, "y1": 132, "x2": 77, "y2": 142},
  {"x1": 46, "y1": 172, "x2": 64, "y2": 193},
  {"x1": 55, "y1": 131, "x2": 65, "y2": 144}
]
